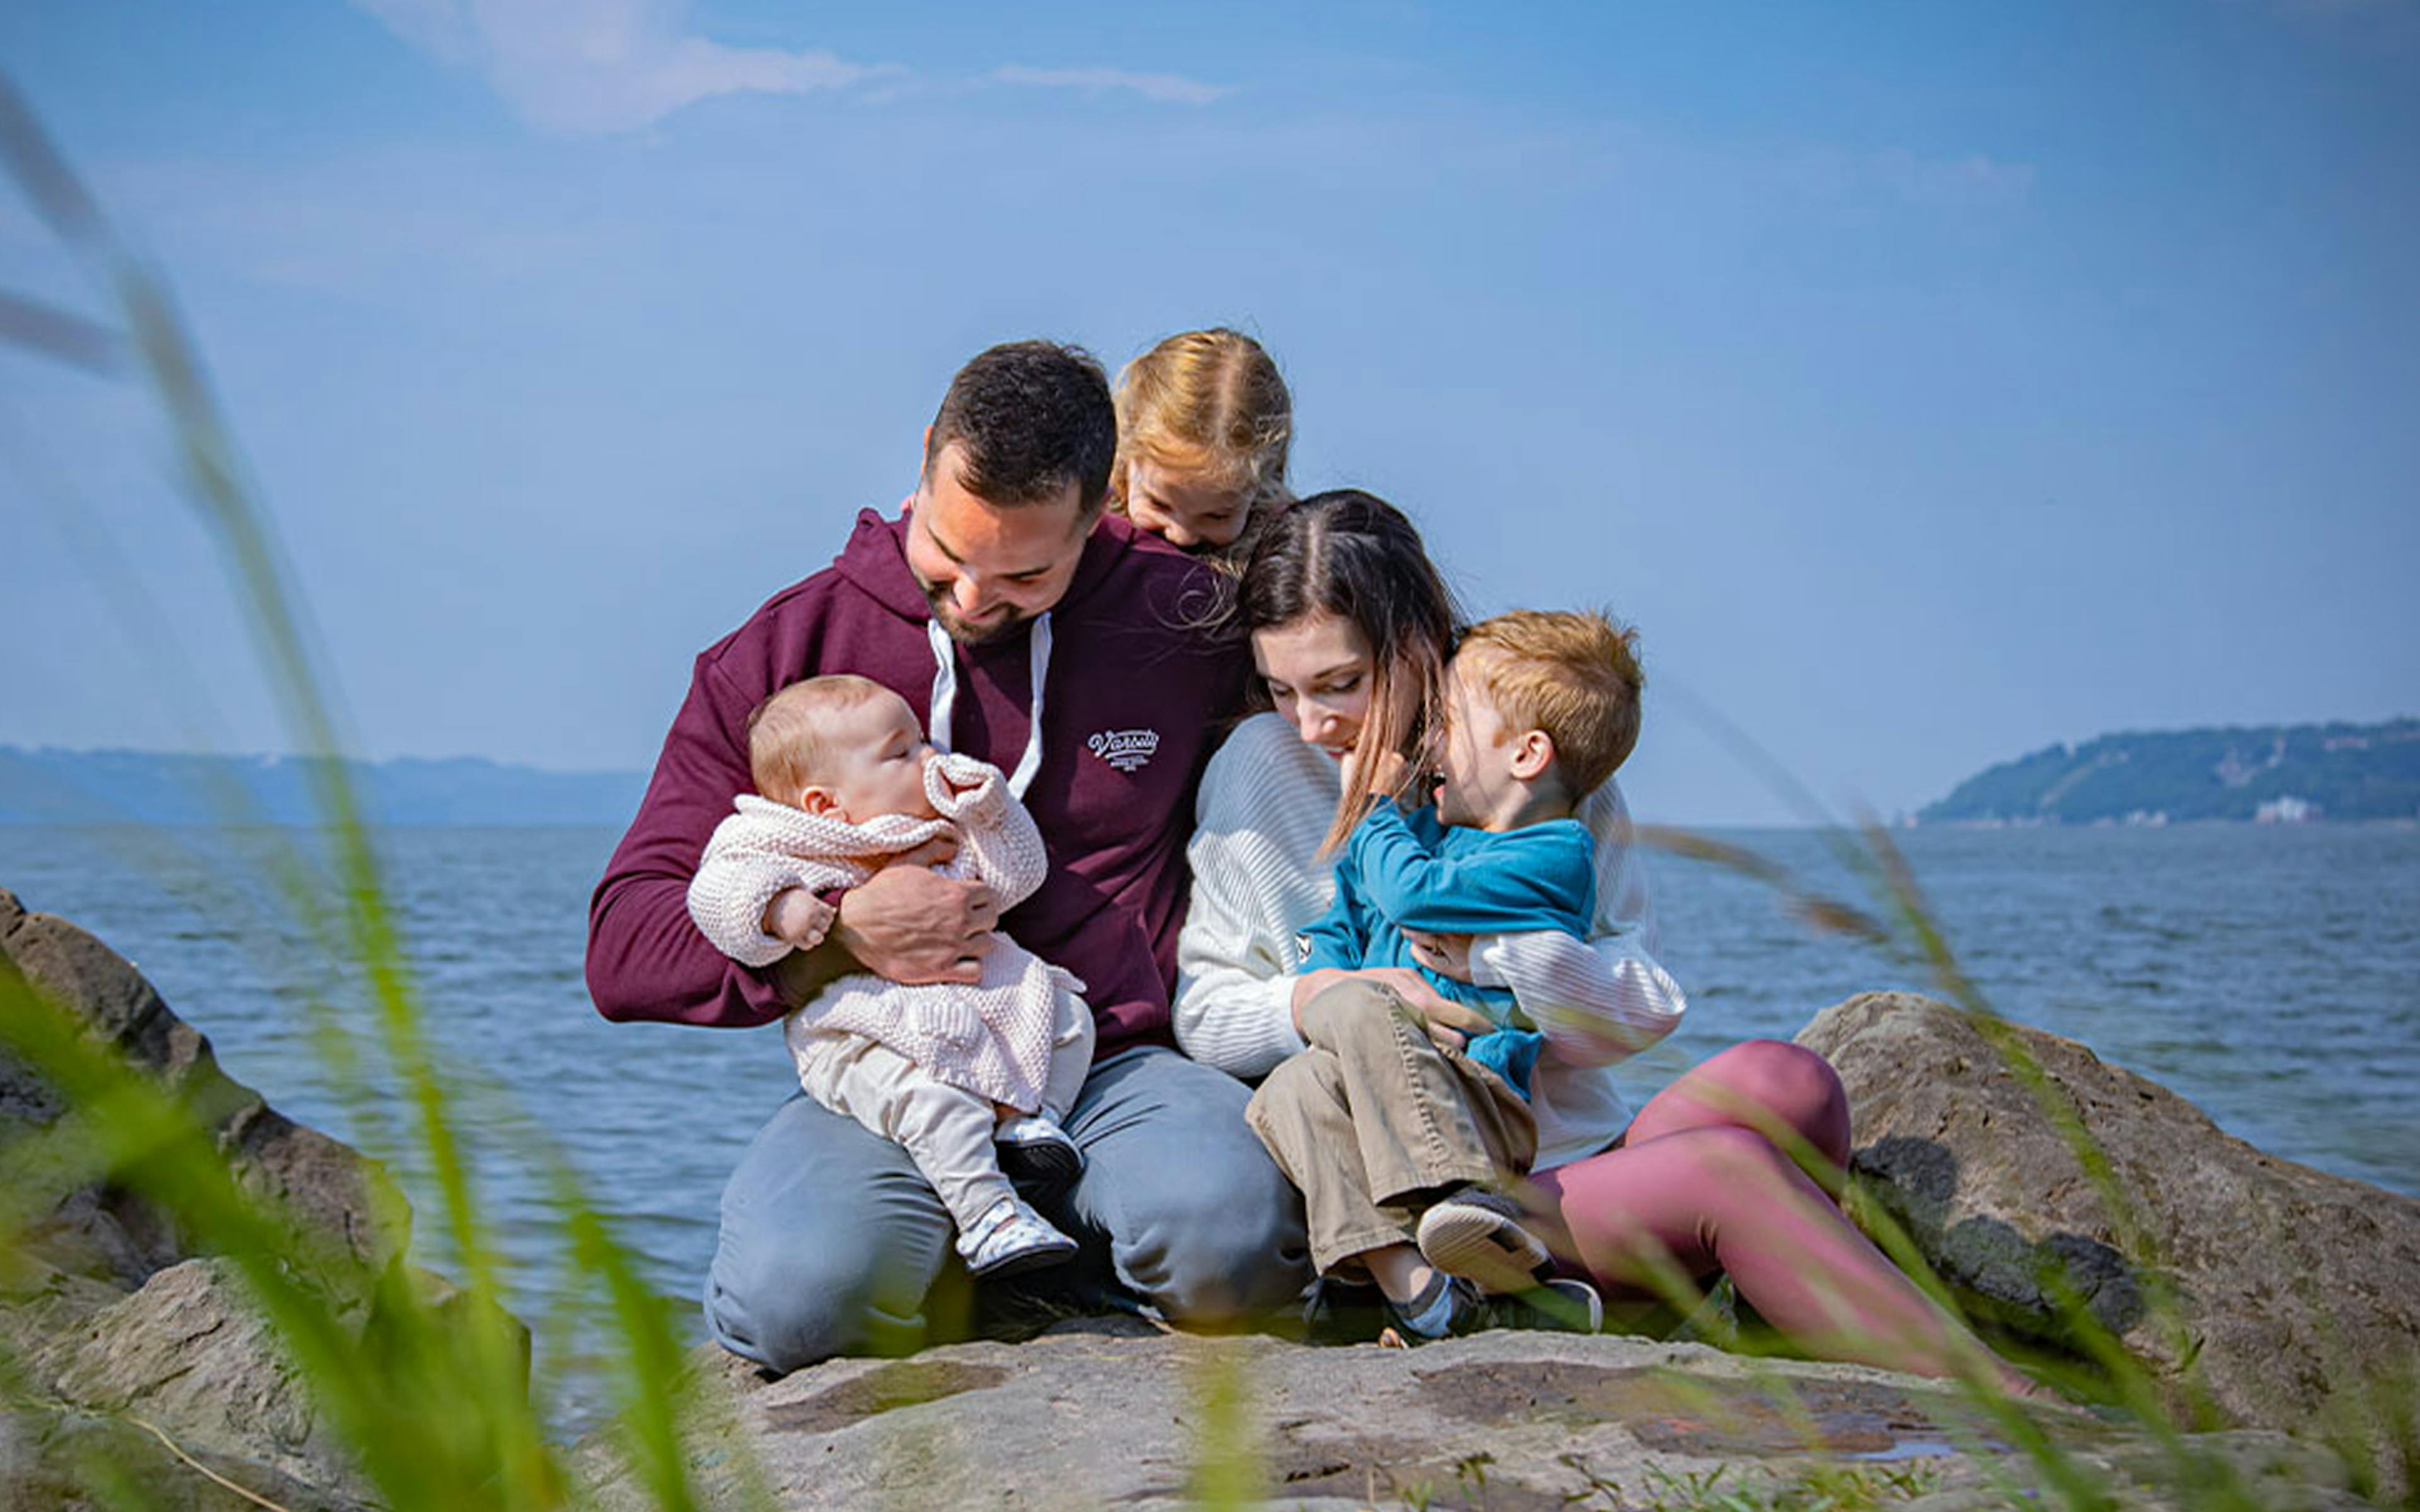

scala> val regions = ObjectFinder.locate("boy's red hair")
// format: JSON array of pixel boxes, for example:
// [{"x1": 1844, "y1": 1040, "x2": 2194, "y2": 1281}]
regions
[{"x1": 1455, "y1": 610, "x2": 1644, "y2": 798}]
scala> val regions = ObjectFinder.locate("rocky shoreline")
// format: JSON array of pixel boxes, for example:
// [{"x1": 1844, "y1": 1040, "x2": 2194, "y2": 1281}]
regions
[
  {"x1": 4, "y1": 886, "x2": 2412, "y2": 1509},
  {"x1": 578, "y1": 1323, "x2": 2366, "y2": 1511},
  {"x1": 1800, "y1": 992, "x2": 2420, "y2": 1460},
  {"x1": 0, "y1": 886, "x2": 517, "y2": 1509}
]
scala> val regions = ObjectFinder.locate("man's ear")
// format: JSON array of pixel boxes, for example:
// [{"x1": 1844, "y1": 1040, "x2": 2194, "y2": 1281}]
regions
[
  {"x1": 1508, "y1": 729, "x2": 1556, "y2": 782},
  {"x1": 909, "y1": 427, "x2": 934, "y2": 513}
]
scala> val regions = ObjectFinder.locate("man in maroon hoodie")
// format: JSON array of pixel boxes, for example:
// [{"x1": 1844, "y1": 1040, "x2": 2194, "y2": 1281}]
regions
[{"x1": 587, "y1": 341, "x2": 1310, "y2": 1372}]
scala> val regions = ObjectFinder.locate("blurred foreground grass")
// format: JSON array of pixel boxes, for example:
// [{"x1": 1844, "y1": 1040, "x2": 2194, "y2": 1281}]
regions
[
  {"x1": 1, "y1": 74, "x2": 2410, "y2": 1511},
  {"x1": 0, "y1": 74, "x2": 743, "y2": 1512}
]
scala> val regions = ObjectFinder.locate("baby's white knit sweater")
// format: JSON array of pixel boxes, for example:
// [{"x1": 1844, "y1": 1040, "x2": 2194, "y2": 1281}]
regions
[
  {"x1": 1175, "y1": 713, "x2": 1686, "y2": 1169},
  {"x1": 689, "y1": 753, "x2": 1088, "y2": 1113}
]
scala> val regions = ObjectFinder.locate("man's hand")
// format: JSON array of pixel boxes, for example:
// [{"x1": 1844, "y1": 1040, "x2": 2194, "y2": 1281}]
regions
[
  {"x1": 1402, "y1": 929, "x2": 1475, "y2": 984},
  {"x1": 833, "y1": 862, "x2": 997, "y2": 985}
]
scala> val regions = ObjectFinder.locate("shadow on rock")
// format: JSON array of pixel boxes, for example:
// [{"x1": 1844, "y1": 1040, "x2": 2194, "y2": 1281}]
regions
[
  {"x1": 1801, "y1": 990, "x2": 2420, "y2": 1497},
  {"x1": 1855, "y1": 1130, "x2": 2148, "y2": 1349}
]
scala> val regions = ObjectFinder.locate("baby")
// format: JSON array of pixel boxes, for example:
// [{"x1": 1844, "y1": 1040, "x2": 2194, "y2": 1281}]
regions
[
  {"x1": 1249, "y1": 609, "x2": 1645, "y2": 1339},
  {"x1": 687, "y1": 675, "x2": 1095, "y2": 1278}
]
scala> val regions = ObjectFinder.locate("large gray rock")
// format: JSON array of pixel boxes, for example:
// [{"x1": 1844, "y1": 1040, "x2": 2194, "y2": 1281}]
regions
[
  {"x1": 1799, "y1": 991, "x2": 2420, "y2": 1491},
  {"x1": 0, "y1": 887, "x2": 408, "y2": 1288},
  {"x1": 0, "y1": 1401, "x2": 375, "y2": 1512},
  {"x1": 577, "y1": 1324, "x2": 2361, "y2": 1511},
  {"x1": 34, "y1": 1257, "x2": 349, "y2": 1493},
  {"x1": 0, "y1": 885, "x2": 515, "y2": 1509}
]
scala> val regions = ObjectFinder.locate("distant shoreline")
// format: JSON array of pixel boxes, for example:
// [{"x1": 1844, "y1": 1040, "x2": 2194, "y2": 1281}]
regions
[
  {"x1": 1919, "y1": 716, "x2": 2419, "y2": 827},
  {"x1": 11, "y1": 729, "x2": 2418, "y2": 830}
]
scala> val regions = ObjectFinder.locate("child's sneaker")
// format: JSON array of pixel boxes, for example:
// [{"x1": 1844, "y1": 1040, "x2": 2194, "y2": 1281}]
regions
[
  {"x1": 1385, "y1": 1273, "x2": 1483, "y2": 1343},
  {"x1": 1496, "y1": 1276, "x2": 1604, "y2": 1335},
  {"x1": 994, "y1": 1113, "x2": 1084, "y2": 1201},
  {"x1": 1415, "y1": 1187, "x2": 1553, "y2": 1295},
  {"x1": 956, "y1": 1194, "x2": 1080, "y2": 1279},
  {"x1": 1390, "y1": 1274, "x2": 1605, "y2": 1343}
]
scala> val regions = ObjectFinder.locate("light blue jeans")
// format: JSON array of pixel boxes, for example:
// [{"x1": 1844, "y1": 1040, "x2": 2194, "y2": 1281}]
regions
[{"x1": 705, "y1": 1045, "x2": 1311, "y2": 1373}]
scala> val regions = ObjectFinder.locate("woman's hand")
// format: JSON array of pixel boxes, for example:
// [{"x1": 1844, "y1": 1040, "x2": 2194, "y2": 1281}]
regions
[
  {"x1": 1402, "y1": 929, "x2": 1475, "y2": 984},
  {"x1": 1289, "y1": 968, "x2": 1352, "y2": 1033},
  {"x1": 1365, "y1": 967, "x2": 1494, "y2": 1050},
  {"x1": 1357, "y1": 747, "x2": 1410, "y2": 801},
  {"x1": 1291, "y1": 965, "x2": 1494, "y2": 1050}
]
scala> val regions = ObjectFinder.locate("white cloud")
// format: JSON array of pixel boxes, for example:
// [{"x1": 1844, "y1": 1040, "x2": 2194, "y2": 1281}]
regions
[
  {"x1": 349, "y1": 0, "x2": 896, "y2": 134},
  {"x1": 989, "y1": 64, "x2": 1228, "y2": 106}
]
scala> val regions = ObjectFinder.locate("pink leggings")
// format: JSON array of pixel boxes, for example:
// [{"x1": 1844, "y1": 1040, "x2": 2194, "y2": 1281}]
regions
[{"x1": 1526, "y1": 1040, "x2": 2021, "y2": 1387}]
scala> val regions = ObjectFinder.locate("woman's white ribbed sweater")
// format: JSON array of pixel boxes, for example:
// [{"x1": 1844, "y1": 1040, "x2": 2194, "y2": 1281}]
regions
[{"x1": 1174, "y1": 713, "x2": 1687, "y2": 1170}]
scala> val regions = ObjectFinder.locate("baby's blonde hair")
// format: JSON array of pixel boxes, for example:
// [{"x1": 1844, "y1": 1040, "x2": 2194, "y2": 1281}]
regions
[
  {"x1": 1110, "y1": 328, "x2": 1293, "y2": 547},
  {"x1": 746, "y1": 674, "x2": 893, "y2": 803},
  {"x1": 1454, "y1": 610, "x2": 1644, "y2": 799}
]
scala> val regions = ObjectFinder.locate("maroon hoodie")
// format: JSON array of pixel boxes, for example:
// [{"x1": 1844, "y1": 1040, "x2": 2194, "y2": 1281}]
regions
[{"x1": 585, "y1": 505, "x2": 1248, "y2": 1057}]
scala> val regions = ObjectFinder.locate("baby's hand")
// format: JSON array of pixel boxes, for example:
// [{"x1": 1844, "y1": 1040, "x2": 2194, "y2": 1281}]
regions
[
  {"x1": 928, "y1": 753, "x2": 984, "y2": 797},
  {"x1": 762, "y1": 888, "x2": 837, "y2": 952}
]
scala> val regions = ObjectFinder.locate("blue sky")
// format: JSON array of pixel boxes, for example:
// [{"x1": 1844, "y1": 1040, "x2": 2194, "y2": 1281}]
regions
[{"x1": 3, "y1": 1, "x2": 2414, "y2": 825}]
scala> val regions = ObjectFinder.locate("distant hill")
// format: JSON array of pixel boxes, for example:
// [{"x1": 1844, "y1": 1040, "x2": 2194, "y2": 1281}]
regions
[
  {"x1": 1920, "y1": 718, "x2": 2420, "y2": 825},
  {"x1": 0, "y1": 747, "x2": 648, "y2": 827}
]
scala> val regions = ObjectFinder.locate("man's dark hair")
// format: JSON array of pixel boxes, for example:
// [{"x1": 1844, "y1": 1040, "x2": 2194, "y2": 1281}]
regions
[{"x1": 923, "y1": 340, "x2": 1117, "y2": 513}]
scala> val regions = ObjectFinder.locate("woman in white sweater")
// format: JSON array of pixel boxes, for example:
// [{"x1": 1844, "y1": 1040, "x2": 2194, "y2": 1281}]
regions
[{"x1": 1176, "y1": 490, "x2": 2035, "y2": 1390}]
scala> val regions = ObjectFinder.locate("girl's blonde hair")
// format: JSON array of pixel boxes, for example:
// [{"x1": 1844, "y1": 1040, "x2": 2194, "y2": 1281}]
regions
[{"x1": 1111, "y1": 328, "x2": 1293, "y2": 551}]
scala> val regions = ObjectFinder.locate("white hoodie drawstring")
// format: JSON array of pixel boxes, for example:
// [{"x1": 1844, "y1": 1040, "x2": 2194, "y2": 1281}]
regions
[{"x1": 926, "y1": 612, "x2": 1052, "y2": 799}]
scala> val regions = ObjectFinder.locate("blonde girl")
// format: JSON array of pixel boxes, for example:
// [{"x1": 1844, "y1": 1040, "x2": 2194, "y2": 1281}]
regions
[{"x1": 1110, "y1": 328, "x2": 1293, "y2": 558}]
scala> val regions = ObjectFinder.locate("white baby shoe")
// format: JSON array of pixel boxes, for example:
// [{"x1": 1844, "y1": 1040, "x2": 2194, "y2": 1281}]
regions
[
  {"x1": 957, "y1": 1194, "x2": 1079, "y2": 1278},
  {"x1": 994, "y1": 1113, "x2": 1084, "y2": 1200}
]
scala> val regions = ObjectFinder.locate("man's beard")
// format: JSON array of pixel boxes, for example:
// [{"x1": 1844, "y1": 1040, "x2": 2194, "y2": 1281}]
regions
[{"x1": 923, "y1": 587, "x2": 1032, "y2": 647}]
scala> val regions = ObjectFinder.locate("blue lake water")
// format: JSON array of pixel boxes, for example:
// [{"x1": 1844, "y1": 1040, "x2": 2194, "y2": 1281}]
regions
[{"x1": 4, "y1": 821, "x2": 2416, "y2": 1429}]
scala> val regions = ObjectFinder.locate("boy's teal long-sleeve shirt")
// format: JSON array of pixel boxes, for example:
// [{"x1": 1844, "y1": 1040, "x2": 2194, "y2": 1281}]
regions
[{"x1": 1298, "y1": 801, "x2": 1597, "y2": 1096}]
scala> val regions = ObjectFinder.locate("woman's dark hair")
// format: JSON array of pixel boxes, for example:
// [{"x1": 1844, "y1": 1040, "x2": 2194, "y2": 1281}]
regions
[{"x1": 1240, "y1": 489, "x2": 1461, "y2": 852}]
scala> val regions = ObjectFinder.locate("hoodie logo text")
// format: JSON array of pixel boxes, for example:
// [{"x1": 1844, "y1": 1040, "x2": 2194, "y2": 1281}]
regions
[{"x1": 1086, "y1": 728, "x2": 1161, "y2": 774}]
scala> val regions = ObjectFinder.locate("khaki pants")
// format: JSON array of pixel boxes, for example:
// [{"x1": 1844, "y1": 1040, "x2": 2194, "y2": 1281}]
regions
[{"x1": 1245, "y1": 979, "x2": 1536, "y2": 1275}]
